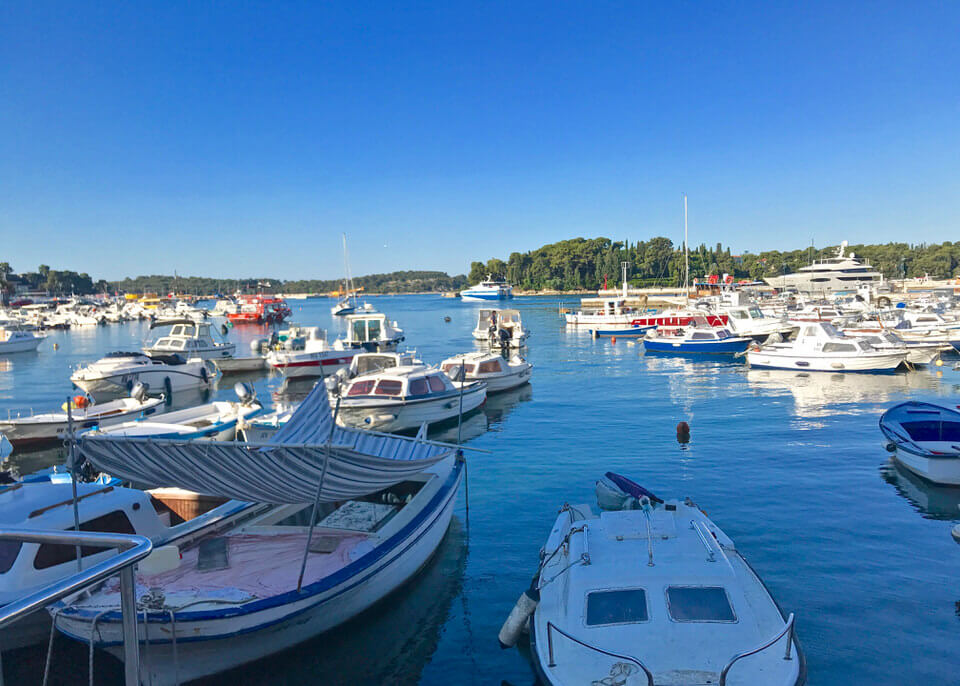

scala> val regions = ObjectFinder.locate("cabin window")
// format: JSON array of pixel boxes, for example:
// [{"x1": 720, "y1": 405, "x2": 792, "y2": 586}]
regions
[
  {"x1": 356, "y1": 357, "x2": 392, "y2": 375},
  {"x1": 0, "y1": 541, "x2": 22, "y2": 574},
  {"x1": 477, "y1": 360, "x2": 502, "y2": 373},
  {"x1": 427, "y1": 375, "x2": 447, "y2": 392},
  {"x1": 171, "y1": 325, "x2": 184, "y2": 336},
  {"x1": 33, "y1": 510, "x2": 136, "y2": 571},
  {"x1": 585, "y1": 589, "x2": 649, "y2": 626},
  {"x1": 666, "y1": 586, "x2": 736, "y2": 622},
  {"x1": 346, "y1": 380, "x2": 376, "y2": 396},
  {"x1": 374, "y1": 379, "x2": 403, "y2": 396},
  {"x1": 822, "y1": 343, "x2": 856, "y2": 353},
  {"x1": 352, "y1": 320, "x2": 368, "y2": 342},
  {"x1": 901, "y1": 420, "x2": 960, "y2": 443},
  {"x1": 731, "y1": 310, "x2": 748, "y2": 320},
  {"x1": 803, "y1": 327, "x2": 818, "y2": 337},
  {"x1": 916, "y1": 317, "x2": 936, "y2": 323},
  {"x1": 408, "y1": 378, "x2": 430, "y2": 396},
  {"x1": 690, "y1": 332, "x2": 714, "y2": 340},
  {"x1": 367, "y1": 319, "x2": 382, "y2": 340}
]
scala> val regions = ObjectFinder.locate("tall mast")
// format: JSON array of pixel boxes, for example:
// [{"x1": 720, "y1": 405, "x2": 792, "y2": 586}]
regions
[
  {"x1": 342, "y1": 233, "x2": 355, "y2": 303},
  {"x1": 683, "y1": 194, "x2": 689, "y2": 299}
]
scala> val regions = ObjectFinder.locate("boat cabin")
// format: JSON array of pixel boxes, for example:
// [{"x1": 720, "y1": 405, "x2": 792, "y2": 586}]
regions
[
  {"x1": 145, "y1": 319, "x2": 229, "y2": 356},
  {"x1": 441, "y1": 352, "x2": 509, "y2": 380},
  {"x1": 341, "y1": 366, "x2": 456, "y2": 400},
  {"x1": 349, "y1": 351, "x2": 424, "y2": 378},
  {"x1": 792, "y1": 322, "x2": 873, "y2": 352},
  {"x1": 342, "y1": 313, "x2": 404, "y2": 351}
]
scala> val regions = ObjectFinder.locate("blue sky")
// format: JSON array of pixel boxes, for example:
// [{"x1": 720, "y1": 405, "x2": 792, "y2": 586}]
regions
[{"x1": 1, "y1": 2, "x2": 957, "y2": 280}]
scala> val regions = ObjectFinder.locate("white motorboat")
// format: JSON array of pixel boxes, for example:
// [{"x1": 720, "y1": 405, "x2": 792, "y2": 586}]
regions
[
  {"x1": 0, "y1": 325, "x2": 43, "y2": 354},
  {"x1": 266, "y1": 327, "x2": 357, "y2": 378},
  {"x1": 143, "y1": 318, "x2": 236, "y2": 360},
  {"x1": 880, "y1": 401, "x2": 960, "y2": 485},
  {"x1": 746, "y1": 322, "x2": 906, "y2": 372},
  {"x1": 502, "y1": 473, "x2": 803, "y2": 686},
  {"x1": 472, "y1": 308, "x2": 529, "y2": 349},
  {"x1": 563, "y1": 297, "x2": 639, "y2": 327},
  {"x1": 336, "y1": 365, "x2": 486, "y2": 433},
  {"x1": 440, "y1": 352, "x2": 532, "y2": 393},
  {"x1": 53, "y1": 385, "x2": 464, "y2": 686},
  {"x1": 0, "y1": 480, "x2": 262, "y2": 651},
  {"x1": 342, "y1": 312, "x2": 405, "y2": 351},
  {"x1": 90, "y1": 384, "x2": 262, "y2": 441},
  {"x1": 460, "y1": 273, "x2": 513, "y2": 301},
  {"x1": 847, "y1": 330, "x2": 947, "y2": 366},
  {"x1": 720, "y1": 304, "x2": 796, "y2": 341},
  {"x1": 71, "y1": 352, "x2": 219, "y2": 400},
  {"x1": 325, "y1": 351, "x2": 426, "y2": 394},
  {"x1": 0, "y1": 383, "x2": 165, "y2": 447}
]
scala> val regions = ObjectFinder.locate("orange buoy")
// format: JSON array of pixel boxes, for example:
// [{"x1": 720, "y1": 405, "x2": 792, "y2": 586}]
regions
[{"x1": 611, "y1": 336, "x2": 617, "y2": 344}]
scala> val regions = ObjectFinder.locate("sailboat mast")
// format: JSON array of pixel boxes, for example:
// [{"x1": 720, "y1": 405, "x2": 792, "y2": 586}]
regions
[
  {"x1": 342, "y1": 233, "x2": 355, "y2": 304},
  {"x1": 683, "y1": 194, "x2": 689, "y2": 298}
]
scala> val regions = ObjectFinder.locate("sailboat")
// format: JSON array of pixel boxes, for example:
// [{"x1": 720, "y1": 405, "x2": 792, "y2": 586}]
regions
[{"x1": 331, "y1": 234, "x2": 359, "y2": 316}]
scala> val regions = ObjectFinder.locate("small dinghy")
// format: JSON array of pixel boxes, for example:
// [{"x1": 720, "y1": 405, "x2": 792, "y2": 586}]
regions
[
  {"x1": 880, "y1": 401, "x2": 960, "y2": 485},
  {"x1": 90, "y1": 383, "x2": 262, "y2": 441},
  {"x1": 501, "y1": 473, "x2": 804, "y2": 686},
  {"x1": 440, "y1": 351, "x2": 532, "y2": 393},
  {"x1": 0, "y1": 383, "x2": 164, "y2": 447}
]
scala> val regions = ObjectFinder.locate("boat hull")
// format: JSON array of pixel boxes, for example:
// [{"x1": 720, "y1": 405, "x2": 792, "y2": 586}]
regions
[
  {"x1": 71, "y1": 367, "x2": 214, "y2": 400},
  {"x1": 0, "y1": 400, "x2": 164, "y2": 445},
  {"x1": 471, "y1": 366, "x2": 532, "y2": 393},
  {"x1": 644, "y1": 338, "x2": 751, "y2": 354},
  {"x1": 0, "y1": 338, "x2": 43, "y2": 354},
  {"x1": 337, "y1": 386, "x2": 487, "y2": 432},
  {"x1": 268, "y1": 351, "x2": 357, "y2": 378},
  {"x1": 57, "y1": 463, "x2": 463, "y2": 686},
  {"x1": 893, "y1": 449, "x2": 960, "y2": 486},
  {"x1": 746, "y1": 351, "x2": 905, "y2": 372},
  {"x1": 588, "y1": 325, "x2": 654, "y2": 338}
]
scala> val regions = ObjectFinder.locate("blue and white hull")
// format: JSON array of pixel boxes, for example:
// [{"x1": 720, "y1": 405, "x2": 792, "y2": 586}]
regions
[
  {"x1": 54, "y1": 459, "x2": 463, "y2": 686},
  {"x1": 644, "y1": 338, "x2": 751, "y2": 354}
]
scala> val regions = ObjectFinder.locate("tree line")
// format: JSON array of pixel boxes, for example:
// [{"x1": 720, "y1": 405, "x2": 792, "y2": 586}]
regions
[{"x1": 468, "y1": 238, "x2": 960, "y2": 291}]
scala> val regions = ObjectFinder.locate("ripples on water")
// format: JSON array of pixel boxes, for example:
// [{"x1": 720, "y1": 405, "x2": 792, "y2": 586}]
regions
[{"x1": 2, "y1": 295, "x2": 959, "y2": 685}]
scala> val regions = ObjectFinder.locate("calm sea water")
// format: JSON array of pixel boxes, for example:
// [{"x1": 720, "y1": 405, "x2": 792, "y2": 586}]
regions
[{"x1": 3, "y1": 295, "x2": 959, "y2": 685}]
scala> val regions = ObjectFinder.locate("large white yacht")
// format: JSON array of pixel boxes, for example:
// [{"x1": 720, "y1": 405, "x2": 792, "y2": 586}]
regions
[{"x1": 764, "y1": 241, "x2": 882, "y2": 294}]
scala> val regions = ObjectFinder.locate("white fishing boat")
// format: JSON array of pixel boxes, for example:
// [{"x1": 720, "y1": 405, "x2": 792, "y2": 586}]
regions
[
  {"x1": 880, "y1": 401, "x2": 960, "y2": 485},
  {"x1": 0, "y1": 480, "x2": 263, "y2": 651},
  {"x1": 53, "y1": 384, "x2": 465, "y2": 686},
  {"x1": 90, "y1": 384, "x2": 262, "y2": 441},
  {"x1": 0, "y1": 383, "x2": 165, "y2": 447},
  {"x1": 0, "y1": 325, "x2": 43, "y2": 354},
  {"x1": 336, "y1": 366, "x2": 486, "y2": 432},
  {"x1": 142, "y1": 318, "x2": 236, "y2": 360},
  {"x1": 266, "y1": 328, "x2": 357, "y2": 378},
  {"x1": 746, "y1": 322, "x2": 906, "y2": 372},
  {"x1": 472, "y1": 308, "x2": 529, "y2": 348},
  {"x1": 845, "y1": 330, "x2": 947, "y2": 366},
  {"x1": 342, "y1": 312, "x2": 404, "y2": 351},
  {"x1": 500, "y1": 472, "x2": 803, "y2": 686},
  {"x1": 71, "y1": 352, "x2": 219, "y2": 400},
  {"x1": 440, "y1": 352, "x2": 532, "y2": 393}
]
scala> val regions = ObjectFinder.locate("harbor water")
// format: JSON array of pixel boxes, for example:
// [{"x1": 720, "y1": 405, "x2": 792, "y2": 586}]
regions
[{"x1": 2, "y1": 295, "x2": 959, "y2": 685}]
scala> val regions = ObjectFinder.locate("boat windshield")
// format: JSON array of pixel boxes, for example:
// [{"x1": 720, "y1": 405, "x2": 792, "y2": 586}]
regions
[{"x1": 748, "y1": 306, "x2": 764, "y2": 319}]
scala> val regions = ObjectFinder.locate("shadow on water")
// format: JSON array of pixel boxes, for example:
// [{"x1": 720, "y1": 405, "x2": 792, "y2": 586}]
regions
[
  {"x1": 880, "y1": 459, "x2": 960, "y2": 520},
  {"x1": 201, "y1": 516, "x2": 469, "y2": 686}
]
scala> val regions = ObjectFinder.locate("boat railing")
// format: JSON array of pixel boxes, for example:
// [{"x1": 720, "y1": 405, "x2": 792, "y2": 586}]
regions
[
  {"x1": 0, "y1": 528, "x2": 153, "y2": 686},
  {"x1": 6, "y1": 407, "x2": 36, "y2": 419},
  {"x1": 690, "y1": 519, "x2": 718, "y2": 561},
  {"x1": 544, "y1": 620, "x2": 655, "y2": 686},
  {"x1": 718, "y1": 613, "x2": 795, "y2": 686}
]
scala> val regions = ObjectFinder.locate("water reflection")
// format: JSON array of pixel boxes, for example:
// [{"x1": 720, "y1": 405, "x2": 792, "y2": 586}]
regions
[
  {"x1": 743, "y1": 368, "x2": 947, "y2": 417},
  {"x1": 428, "y1": 410, "x2": 489, "y2": 445},
  {"x1": 484, "y1": 384, "x2": 533, "y2": 426},
  {"x1": 881, "y1": 459, "x2": 960, "y2": 520}
]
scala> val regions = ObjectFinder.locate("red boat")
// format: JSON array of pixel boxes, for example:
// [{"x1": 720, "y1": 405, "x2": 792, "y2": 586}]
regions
[
  {"x1": 630, "y1": 310, "x2": 728, "y2": 328},
  {"x1": 226, "y1": 295, "x2": 292, "y2": 325}
]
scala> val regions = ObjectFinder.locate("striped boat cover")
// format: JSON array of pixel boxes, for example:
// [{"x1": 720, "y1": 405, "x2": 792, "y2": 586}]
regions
[{"x1": 78, "y1": 383, "x2": 454, "y2": 504}]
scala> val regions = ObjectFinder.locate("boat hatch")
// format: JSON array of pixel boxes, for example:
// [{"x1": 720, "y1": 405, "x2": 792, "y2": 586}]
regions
[
  {"x1": 900, "y1": 421, "x2": 960, "y2": 443},
  {"x1": 585, "y1": 588, "x2": 650, "y2": 626},
  {"x1": 665, "y1": 586, "x2": 737, "y2": 623}
]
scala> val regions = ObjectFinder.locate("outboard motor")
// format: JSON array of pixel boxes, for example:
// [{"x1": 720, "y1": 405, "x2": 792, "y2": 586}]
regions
[
  {"x1": 497, "y1": 328, "x2": 511, "y2": 349},
  {"x1": 130, "y1": 382, "x2": 149, "y2": 402},
  {"x1": 250, "y1": 338, "x2": 269, "y2": 354},
  {"x1": 234, "y1": 382, "x2": 257, "y2": 406}
]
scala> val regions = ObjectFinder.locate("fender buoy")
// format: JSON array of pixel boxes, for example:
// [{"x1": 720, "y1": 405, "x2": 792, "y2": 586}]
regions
[
  {"x1": 164, "y1": 377, "x2": 173, "y2": 404},
  {"x1": 677, "y1": 421, "x2": 691, "y2": 444},
  {"x1": 200, "y1": 367, "x2": 209, "y2": 383}
]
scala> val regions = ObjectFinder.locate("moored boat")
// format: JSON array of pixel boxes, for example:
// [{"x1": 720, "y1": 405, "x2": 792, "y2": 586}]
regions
[
  {"x1": 142, "y1": 318, "x2": 236, "y2": 360},
  {"x1": 0, "y1": 325, "x2": 43, "y2": 354},
  {"x1": 440, "y1": 351, "x2": 532, "y2": 393},
  {"x1": 880, "y1": 401, "x2": 960, "y2": 485},
  {"x1": 472, "y1": 308, "x2": 529, "y2": 349},
  {"x1": 643, "y1": 317, "x2": 752, "y2": 355},
  {"x1": 746, "y1": 322, "x2": 906, "y2": 372},
  {"x1": 460, "y1": 274, "x2": 513, "y2": 302},
  {"x1": 70, "y1": 352, "x2": 219, "y2": 400},
  {"x1": 502, "y1": 473, "x2": 804, "y2": 686}
]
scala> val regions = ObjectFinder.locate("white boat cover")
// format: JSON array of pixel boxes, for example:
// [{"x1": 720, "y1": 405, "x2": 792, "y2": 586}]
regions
[{"x1": 77, "y1": 383, "x2": 455, "y2": 504}]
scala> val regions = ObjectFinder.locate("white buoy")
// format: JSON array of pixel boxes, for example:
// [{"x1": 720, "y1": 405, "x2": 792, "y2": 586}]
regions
[{"x1": 498, "y1": 578, "x2": 540, "y2": 648}]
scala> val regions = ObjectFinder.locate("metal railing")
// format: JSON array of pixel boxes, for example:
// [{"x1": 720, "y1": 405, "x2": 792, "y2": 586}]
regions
[
  {"x1": 544, "y1": 621, "x2": 655, "y2": 686},
  {"x1": 690, "y1": 519, "x2": 717, "y2": 562},
  {"x1": 0, "y1": 528, "x2": 153, "y2": 686},
  {"x1": 719, "y1": 613, "x2": 795, "y2": 686}
]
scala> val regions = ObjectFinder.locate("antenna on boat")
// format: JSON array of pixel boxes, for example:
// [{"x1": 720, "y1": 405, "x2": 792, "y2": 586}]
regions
[{"x1": 683, "y1": 193, "x2": 689, "y2": 301}]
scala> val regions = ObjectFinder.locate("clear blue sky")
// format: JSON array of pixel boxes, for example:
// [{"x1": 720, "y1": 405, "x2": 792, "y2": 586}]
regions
[{"x1": 1, "y1": 2, "x2": 957, "y2": 280}]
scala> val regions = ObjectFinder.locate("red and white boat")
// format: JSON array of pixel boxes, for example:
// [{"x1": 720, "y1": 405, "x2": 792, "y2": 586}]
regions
[
  {"x1": 630, "y1": 309, "x2": 727, "y2": 328},
  {"x1": 226, "y1": 295, "x2": 292, "y2": 325}
]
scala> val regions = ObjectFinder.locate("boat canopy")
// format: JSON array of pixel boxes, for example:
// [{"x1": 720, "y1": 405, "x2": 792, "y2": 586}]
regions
[{"x1": 77, "y1": 383, "x2": 455, "y2": 504}]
